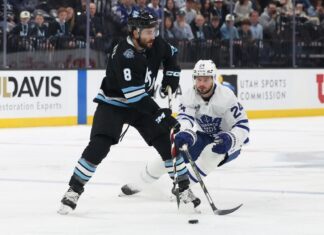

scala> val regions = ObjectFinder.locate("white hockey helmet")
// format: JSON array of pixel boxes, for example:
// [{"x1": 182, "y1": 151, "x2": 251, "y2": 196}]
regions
[{"x1": 192, "y1": 60, "x2": 219, "y2": 83}]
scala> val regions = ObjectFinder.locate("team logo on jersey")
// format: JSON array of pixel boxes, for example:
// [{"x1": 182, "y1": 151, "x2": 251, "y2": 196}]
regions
[
  {"x1": 196, "y1": 115, "x2": 222, "y2": 135},
  {"x1": 123, "y1": 49, "x2": 134, "y2": 59},
  {"x1": 169, "y1": 44, "x2": 178, "y2": 56},
  {"x1": 317, "y1": 74, "x2": 324, "y2": 103},
  {"x1": 145, "y1": 68, "x2": 155, "y2": 91}
]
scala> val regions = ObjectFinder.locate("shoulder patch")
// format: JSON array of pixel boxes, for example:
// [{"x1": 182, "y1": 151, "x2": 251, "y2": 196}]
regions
[
  {"x1": 169, "y1": 44, "x2": 178, "y2": 56},
  {"x1": 123, "y1": 49, "x2": 135, "y2": 59}
]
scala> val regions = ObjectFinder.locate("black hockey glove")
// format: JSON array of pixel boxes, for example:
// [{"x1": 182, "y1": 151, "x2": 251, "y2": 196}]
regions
[
  {"x1": 161, "y1": 75, "x2": 179, "y2": 95},
  {"x1": 153, "y1": 108, "x2": 180, "y2": 132}
]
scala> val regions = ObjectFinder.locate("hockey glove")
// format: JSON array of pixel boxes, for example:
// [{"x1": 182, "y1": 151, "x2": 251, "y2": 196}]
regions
[
  {"x1": 161, "y1": 75, "x2": 180, "y2": 95},
  {"x1": 174, "y1": 129, "x2": 197, "y2": 149},
  {"x1": 212, "y1": 132, "x2": 233, "y2": 154},
  {"x1": 153, "y1": 108, "x2": 180, "y2": 132}
]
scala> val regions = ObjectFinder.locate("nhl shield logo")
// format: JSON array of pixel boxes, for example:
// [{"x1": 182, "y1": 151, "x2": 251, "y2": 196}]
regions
[{"x1": 123, "y1": 49, "x2": 134, "y2": 59}]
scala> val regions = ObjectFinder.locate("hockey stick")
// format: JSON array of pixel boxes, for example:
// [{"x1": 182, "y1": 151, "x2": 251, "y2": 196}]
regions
[
  {"x1": 166, "y1": 86, "x2": 180, "y2": 208},
  {"x1": 181, "y1": 144, "x2": 243, "y2": 215}
]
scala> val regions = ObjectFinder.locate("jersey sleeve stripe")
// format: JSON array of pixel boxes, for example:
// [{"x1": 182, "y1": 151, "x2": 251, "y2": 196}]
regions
[
  {"x1": 188, "y1": 171, "x2": 198, "y2": 183},
  {"x1": 178, "y1": 117, "x2": 194, "y2": 127},
  {"x1": 127, "y1": 93, "x2": 148, "y2": 103},
  {"x1": 234, "y1": 124, "x2": 250, "y2": 132},
  {"x1": 177, "y1": 113, "x2": 195, "y2": 121},
  {"x1": 233, "y1": 119, "x2": 249, "y2": 126},
  {"x1": 123, "y1": 88, "x2": 146, "y2": 99},
  {"x1": 121, "y1": 84, "x2": 145, "y2": 93},
  {"x1": 194, "y1": 163, "x2": 207, "y2": 177}
]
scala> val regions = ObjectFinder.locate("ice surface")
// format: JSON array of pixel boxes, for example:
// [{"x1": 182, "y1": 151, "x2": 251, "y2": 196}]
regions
[{"x1": 0, "y1": 117, "x2": 323, "y2": 235}]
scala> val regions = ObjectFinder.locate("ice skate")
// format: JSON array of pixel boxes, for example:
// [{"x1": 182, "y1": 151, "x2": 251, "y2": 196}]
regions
[
  {"x1": 58, "y1": 187, "x2": 80, "y2": 215},
  {"x1": 179, "y1": 188, "x2": 201, "y2": 208}
]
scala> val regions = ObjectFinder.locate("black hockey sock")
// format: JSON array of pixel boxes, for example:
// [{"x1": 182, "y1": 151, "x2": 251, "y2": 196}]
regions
[
  {"x1": 69, "y1": 176, "x2": 85, "y2": 195},
  {"x1": 165, "y1": 155, "x2": 190, "y2": 192}
]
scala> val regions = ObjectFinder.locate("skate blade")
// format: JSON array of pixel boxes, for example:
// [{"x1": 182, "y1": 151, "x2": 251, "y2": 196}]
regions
[
  {"x1": 57, "y1": 204, "x2": 73, "y2": 215},
  {"x1": 118, "y1": 192, "x2": 127, "y2": 197}
]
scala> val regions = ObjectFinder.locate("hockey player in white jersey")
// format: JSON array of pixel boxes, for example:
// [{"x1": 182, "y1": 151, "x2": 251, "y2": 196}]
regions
[{"x1": 121, "y1": 59, "x2": 249, "y2": 196}]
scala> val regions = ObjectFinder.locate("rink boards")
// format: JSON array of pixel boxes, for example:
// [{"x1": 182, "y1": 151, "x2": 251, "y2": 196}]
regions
[{"x1": 1, "y1": 69, "x2": 324, "y2": 127}]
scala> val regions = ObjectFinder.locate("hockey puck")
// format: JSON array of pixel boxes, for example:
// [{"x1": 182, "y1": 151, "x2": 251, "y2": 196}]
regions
[{"x1": 188, "y1": 219, "x2": 199, "y2": 224}]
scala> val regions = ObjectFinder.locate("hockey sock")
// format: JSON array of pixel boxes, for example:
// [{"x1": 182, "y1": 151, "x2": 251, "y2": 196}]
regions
[
  {"x1": 70, "y1": 158, "x2": 97, "y2": 191},
  {"x1": 165, "y1": 155, "x2": 190, "y2": 191}
]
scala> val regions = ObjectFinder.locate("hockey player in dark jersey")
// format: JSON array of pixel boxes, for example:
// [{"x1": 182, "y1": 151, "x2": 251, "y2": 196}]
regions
[{"x1": 58, "y1": 10, "x2": 200, "y2": 215}]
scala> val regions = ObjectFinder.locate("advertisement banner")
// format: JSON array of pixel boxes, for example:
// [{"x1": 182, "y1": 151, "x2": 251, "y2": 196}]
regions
[
  {"x1": 86, "y1": 69, "x2": 324, "y2": 121},
  {"x1": 0, "y1": 70, "x2": 78, "y2": 127}
]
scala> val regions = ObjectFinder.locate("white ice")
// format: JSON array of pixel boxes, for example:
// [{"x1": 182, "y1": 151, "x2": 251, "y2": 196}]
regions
[{"x1": 0, "y1": 117, "x2": 324, "y2": 235}]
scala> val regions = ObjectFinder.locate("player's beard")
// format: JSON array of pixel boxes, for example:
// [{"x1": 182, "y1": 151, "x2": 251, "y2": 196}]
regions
[
  {"x1": 138, "y1": 37, "x2": 154, "y2": 49},
  {"x1": 196, "y1": 83, "x2": 214, "y2": 96}
]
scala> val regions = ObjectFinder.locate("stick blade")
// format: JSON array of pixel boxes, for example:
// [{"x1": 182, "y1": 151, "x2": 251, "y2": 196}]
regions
[{"x1": 214, "y1": 203, "x2": 243, "y2": 216}]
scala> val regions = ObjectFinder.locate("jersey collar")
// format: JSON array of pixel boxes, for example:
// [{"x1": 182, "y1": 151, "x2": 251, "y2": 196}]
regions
[{"x1": 127, "y1": 36, "x2": 146, "y2": 53}]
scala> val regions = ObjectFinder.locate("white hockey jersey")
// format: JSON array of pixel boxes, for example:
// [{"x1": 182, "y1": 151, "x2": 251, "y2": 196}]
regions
[{"x1": 177, "y1": 84, "x2": 249, "y2": 154}]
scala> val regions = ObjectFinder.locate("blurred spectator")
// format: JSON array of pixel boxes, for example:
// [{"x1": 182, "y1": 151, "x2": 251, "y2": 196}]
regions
[
  {"x1": 206, "y1": 15, "x2": 221, "y2": 40},
  {"x1": 46, "y1": 0, "x2": 80, "y2": 11},
  {"x1": 136, "y1": 0, "x2": 153, "y2": 13},
  {"x1": 89, "y1": 2, "x2": 103, "y2": 38},
  {"x1": 238, "y1": 18, "x2": 253, "y2": 41},
  {"x1": 9, "y1": 10, "x2": 33, "y2": 51},
  {"x1": 164, "y1": 0, "x2": 177, "y2": 19},
  {"x1": 74, "y1": 3, "x2": 103, "y2": 39},
  {"x1": 211, "y1": 0, "x2": 228, "y2": 25},
  {"x1": 10, "y1": 0, "x2": 39, "y2": 13},
  {"x1": 0, "y1": 0, "x2": 16, "y2": 20},
  {"x1": 190, "y1": 14, "x2": 209, "y2": 40},
  {"x1": 173, "y1": 9, "x2": 194, "y2": 40},
  {"x1": 238, "y1": 18, "x2": 256, "y2": 66},
  {"x1": 278, "y1": 0, "x2": 293, "y2": 16},
  {"x1": 295, "y1": 3, "x2": 309, "y2": 18},
  {"x1": 234, "y1": 0, "x2": 254, "y2": 23},
  {"x1": 250, "y1": 0, "x2": 262, "y2": 13},
  {"x1": 259, "y1": 1, "x2": 279, "y2": 39},
  {"x1": 200, "y1": 0, "x2": 213, "y2": 21},
  {"x1": 48, "y1": 7, "x2": 70, "y2": 37},
  {"x1": 113, "y1": 0, "x2": 137, "y2": 26},
  {"x1": 11, "y1": 11, "x2": 32, "y2": 37},
  {"x1": 148, "y1": 0, "x2": 163, "y2": 19},
  {"x1": 259, "y1": 0, "x2": 271, "y2": 11},
  {"x1": 66, "y1": 7, "x2": 76, "y2": 34},
  {"x1": 163, "y1": 15, "x2": 176, "y2": 39},
  {"x1": 76, "y1": 0, "x2": 88, "y2": 15},
  {"x1": 315, "y1": 1, "x2": 324, "y2": 24},
  {"x1": 174, "y1": 0, "x2": 186, "y2": 9},
  {"x1": 0, "y1": 0, "x2": 16, "y2": 33},
  {"x1": 30, "y1": 12, "x2": 49, "y2": 38},
  {"x1": 30, "y1": 12, "x2": 52, "y2": 50},
  {"x1": 220, "y1": 14, "x2": 239, "y2": 39},
  {"x1": 296, "y1": 0, "x2": 316, "y2": 16},
  {"x1": 249, "y1": 10, "x2": 263, "y2": 40},
  {"x1": 180, "y1": 0, "x2": 197, "y2": 24}
]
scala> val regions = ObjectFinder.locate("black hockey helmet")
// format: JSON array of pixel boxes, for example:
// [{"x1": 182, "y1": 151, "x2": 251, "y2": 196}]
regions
[{"x1": 128, "y1": 10, "x2": 158, "y2": 31}]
